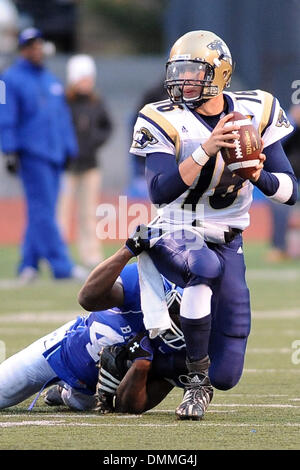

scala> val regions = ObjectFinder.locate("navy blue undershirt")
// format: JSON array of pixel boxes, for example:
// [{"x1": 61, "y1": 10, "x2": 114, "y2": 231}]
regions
[{"x1": 142, "y1": 109, "x2": 298, "y2": 206}]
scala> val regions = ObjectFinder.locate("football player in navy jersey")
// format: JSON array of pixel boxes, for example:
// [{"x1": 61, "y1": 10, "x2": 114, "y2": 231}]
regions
[
  {"x1": 0, "y1": 243, "x2": 185, "y2": 412},
  {"x1": 130, "y1": 30, "x2": 298, "y2": 420}
]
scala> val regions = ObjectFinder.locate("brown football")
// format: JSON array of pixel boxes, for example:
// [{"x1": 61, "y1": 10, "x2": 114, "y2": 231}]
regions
[{"x1": 221, "y1": 111, "x2": 262, "y2": 180}]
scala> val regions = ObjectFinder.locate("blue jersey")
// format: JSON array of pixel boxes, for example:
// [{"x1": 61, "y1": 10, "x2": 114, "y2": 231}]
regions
[{"x1": 44, "y1": 263, "x2": 184, "y2": 394}]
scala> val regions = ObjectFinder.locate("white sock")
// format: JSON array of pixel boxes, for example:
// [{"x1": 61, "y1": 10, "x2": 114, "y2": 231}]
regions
[{"x1": 180, "y1": 284, "x2": 212, "y2": 319}]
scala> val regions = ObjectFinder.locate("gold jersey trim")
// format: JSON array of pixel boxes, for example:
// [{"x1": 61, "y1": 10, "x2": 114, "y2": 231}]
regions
[
  {"x1": 259, "y1": 91, "x2": 275, "y2": 136},
  {"x1": 140, "y1": 103, "x2": 181, "y2": 161}
]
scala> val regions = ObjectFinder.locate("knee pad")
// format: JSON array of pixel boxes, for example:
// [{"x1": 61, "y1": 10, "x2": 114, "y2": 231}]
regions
[
  {"x1": 209, "y1": 333, "x2": 248, "y2": 390},
  {"x1": 210, "y1": 360, "x2": 244, "y2": 391}
]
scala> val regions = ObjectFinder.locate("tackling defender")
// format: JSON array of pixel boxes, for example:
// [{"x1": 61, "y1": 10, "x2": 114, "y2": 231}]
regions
[
  {"x1": 0, "y1": 247, "x2": 185, "y2": 412},
  {"x1": 130, "y1": 30, "x2": 298, "y2": 420}
]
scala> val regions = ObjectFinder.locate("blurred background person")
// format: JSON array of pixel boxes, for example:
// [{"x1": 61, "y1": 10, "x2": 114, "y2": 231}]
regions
[
  {"x1": 266, "y1": 104, "x2": 300, "y2": 262},
  {"x1": 0, "y1": 0, "x2": 299, "y2": 268},
  {"x1": 0, "y1": 27, "x2": 88, "y2": 283},
  {"x1": 59, "y1": 54, "x2": 112, "y2": 269},
  {"x1": 0, "y1": 0, "x2": 19, "y2": 71}
]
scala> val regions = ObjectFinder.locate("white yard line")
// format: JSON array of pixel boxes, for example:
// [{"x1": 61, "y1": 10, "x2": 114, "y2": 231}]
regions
[
  {"x1": 0, "y1": 279, "x2": 82, "y2": 289},
  {"x1": 244, "y1": 368, "x2": 300, "y2": 373},
  {"x1": 252, "y1": 310, "x2": 300, "y2": 319},
  {"x1": 1, "y1": 403, "x2": 299, "y2": 421},
  {"x1": 185, "y1": 423, "x2": 300, "y2": 427},
  {"x1": 210, "y1": 404, "x2": 300, "y2": 408},
  {"x1": 0, "y1": 421, "x2": 177, "y2": 428},
  {"x1": 0, "y1": 420, "x2": 299, "y2": 429},
  {"x1": 0, "y1": 269, "x2": 298, "y2": 288},
  {"x1": 1, "y1": 309, "x2": 299, "y2": 323},
  {"x1": 220, "y1": 394, "x2": 289, "y2": 397},
  {"x1": 246, "y1": 269, "x2": 300, "y2": 281},
  {"x1": 0, "y1": 311, "x2": 80, "y2": 323},
  {"x1": 246, "y1": 348, "x2": 291, "y2": 353}
]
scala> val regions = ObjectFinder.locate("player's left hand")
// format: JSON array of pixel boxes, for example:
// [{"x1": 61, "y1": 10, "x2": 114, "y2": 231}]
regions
[{"x1": 249, "y1": 152, "x2": 266, "y2": 182}]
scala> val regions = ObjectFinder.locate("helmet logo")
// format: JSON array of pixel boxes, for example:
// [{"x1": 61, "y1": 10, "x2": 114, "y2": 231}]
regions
[
  {"x1": 207, "y1": 39, "x2": 231, "y2": 63},
  {"x1": 275, "y1": 109, "x2": 290, "y2": 128},
  {"x1": 132, "y1": 127, "x2": 158, "y2": 149}
]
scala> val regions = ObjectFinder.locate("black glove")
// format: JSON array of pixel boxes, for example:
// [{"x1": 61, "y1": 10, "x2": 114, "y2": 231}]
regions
[
  {"x1": 126, "y1": 332, "x2": 154, "y2": 363},
  {"x1": 5, "y1": 153, "x2": 19, "y2": 174},
  {"x1": 125, "y1": 224, "x2": 163, "y2": 256}
]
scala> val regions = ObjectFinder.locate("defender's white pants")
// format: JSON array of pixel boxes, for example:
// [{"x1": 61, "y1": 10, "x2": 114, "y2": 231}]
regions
[{"x1": 0, "y1": 320, "x2": 95, "y2": 410}]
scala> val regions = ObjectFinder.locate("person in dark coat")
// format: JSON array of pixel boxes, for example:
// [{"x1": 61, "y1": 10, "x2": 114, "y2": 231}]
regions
[
  {"x1": 0, "y1": 28, "x2": 87, "y2": 283},
  {"x1": 59, "y1": 55, "x2": 112, "y2": 268}
]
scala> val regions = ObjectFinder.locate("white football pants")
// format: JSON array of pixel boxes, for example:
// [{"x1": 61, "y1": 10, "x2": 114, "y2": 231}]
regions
[{"x1": 0, "y1": 320, "x2": 95, "y2": 411}]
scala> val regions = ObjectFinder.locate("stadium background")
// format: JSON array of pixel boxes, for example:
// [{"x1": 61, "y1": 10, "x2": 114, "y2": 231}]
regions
[
  {"x1": 0, "y1": 0, "x2": 299, "y2": 451},
  {"x1": 1, "y1": 0, "x2": 300, "y2": 246}
]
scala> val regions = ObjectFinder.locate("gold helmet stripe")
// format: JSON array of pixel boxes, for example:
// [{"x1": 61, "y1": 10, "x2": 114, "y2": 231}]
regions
[{"x1": 140, "y1": 103, "x2": 181, "y2": 161}]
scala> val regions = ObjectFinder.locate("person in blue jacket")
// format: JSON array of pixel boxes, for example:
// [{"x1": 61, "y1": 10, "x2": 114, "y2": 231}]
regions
[{"x1": 0, "y1": 27, "x2": 86, "y2": 282}]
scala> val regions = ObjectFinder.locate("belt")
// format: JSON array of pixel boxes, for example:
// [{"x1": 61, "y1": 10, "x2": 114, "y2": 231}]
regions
[
  {"x1": 191, "y1": 219, "x2": 243, "y2": 244},
  {"x1": 224, "y1": 228, "x2": 243, "y2": 243}
]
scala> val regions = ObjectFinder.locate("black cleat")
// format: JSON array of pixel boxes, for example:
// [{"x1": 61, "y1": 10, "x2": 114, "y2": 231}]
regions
[
  {"x1": 98, "y1": 345, "x2": 129, "y2": 384},
  {"x1": 96, "y1": 345, "x2": 130, "y2": 413},
  {"x1": 175, "y1": 372, "x2": 213, "y2": 421},
  {"x1": 95, "y1": 391, "x2": 115, "y2": 414}
]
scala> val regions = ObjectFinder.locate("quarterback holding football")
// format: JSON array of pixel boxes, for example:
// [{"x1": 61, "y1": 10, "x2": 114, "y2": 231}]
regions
[{"x1": 130, "y1": 30, "x2": 298, "y2": 420}]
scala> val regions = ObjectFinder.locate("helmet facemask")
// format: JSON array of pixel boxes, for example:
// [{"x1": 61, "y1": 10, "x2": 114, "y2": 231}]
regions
[{"x1": 165, "y1": 59, "x2": 217, "y2": 109}]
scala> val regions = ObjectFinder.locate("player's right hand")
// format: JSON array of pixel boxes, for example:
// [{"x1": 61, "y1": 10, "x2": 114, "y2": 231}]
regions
[
  {"x1": 201, "y1": 113, "x2": 240, "y2": 157},
  {"x1": 125, "y1": 224, "x2": 163, "y2": 257}
]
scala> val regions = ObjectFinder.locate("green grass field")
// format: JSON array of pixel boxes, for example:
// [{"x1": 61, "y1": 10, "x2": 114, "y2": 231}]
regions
[{"x1": 0, "y1": 242, "x2": 299, "y2": 450}]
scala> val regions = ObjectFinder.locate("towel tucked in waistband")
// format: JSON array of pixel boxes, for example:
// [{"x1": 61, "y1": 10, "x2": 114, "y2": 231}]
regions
[{"x1": 137, "y1": 252, "x2": 171, "y2": 339}]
